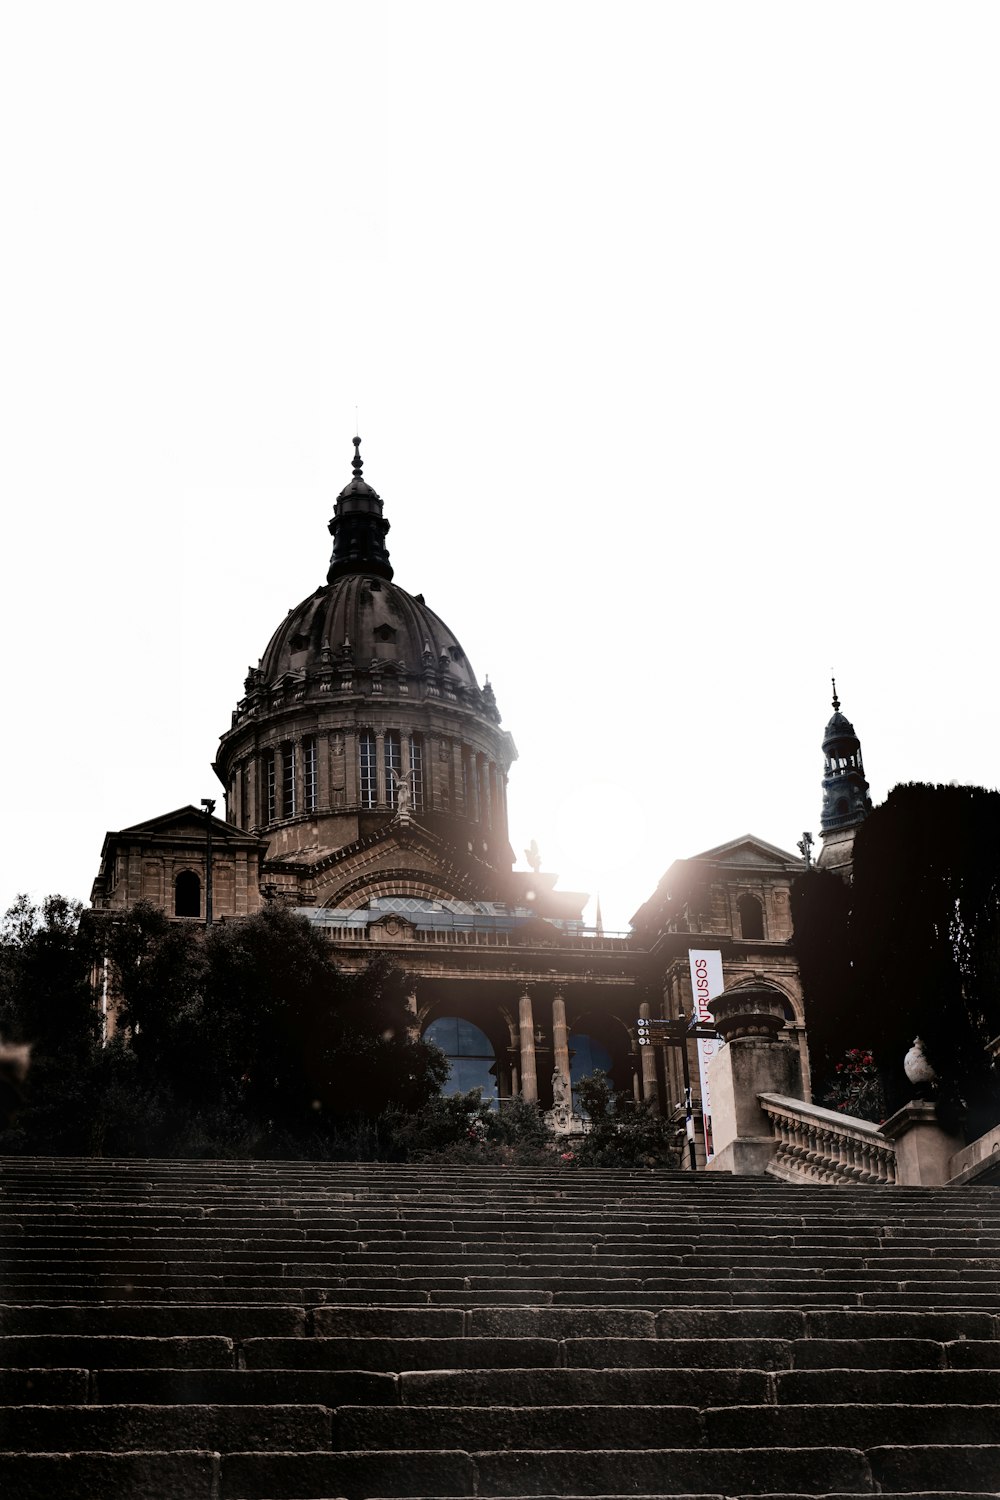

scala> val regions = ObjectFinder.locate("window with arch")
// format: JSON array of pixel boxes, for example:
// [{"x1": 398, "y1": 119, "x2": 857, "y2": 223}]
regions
[
  {"x1": 738, "y1": 893, "x2": 765, "y2": 940},
  {"x1": 384, "y1": 731, "x2": 402, "y2": 807},
  {"x1": 174, "y1": 870, "x2": 201, "y2": 918},
  {"x1": 359, "y1": 730, "x2": 377, "y2": 809},
  {"x1": 409, "y1": 735, "x2": 424, "y2": 812},
  {"x1": 462, "y1": 747, "x2": 477, "y2": 819},
  {"x1": 264, "y1": 750, "x2": 277, "y2": 823},
  {"x1": 282, "y1": 742, "x2": 296, "y2": 818},
  {"x1": 569, "y1": 1031, "x2": 613, "y2": 1116},
  {"x1": 423, "y1": 1016, "x2": 498, "y2": 1102},
  {"x1": 303, "y1": 737, "x2": 317, "y2": 814}
]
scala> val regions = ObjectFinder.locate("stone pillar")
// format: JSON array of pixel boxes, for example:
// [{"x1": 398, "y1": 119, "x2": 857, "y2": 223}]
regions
[
  {"x1": 375, "y1": 731, "x2": 387, "y2": 808},
  {"x1": 317, "y1": 733, "x2": 331, "y2": 811},
  {"x1": 705, "y1": 982, "x2": 803, "y2": 1176},
  {"x1": 639, "y1": 1000, "x2": 660, "y2": 1112},
  {"x1": 552, "y1": 992, "x2": 571, "y2": 1095},
  {"x1": 518, "y1": 991, "x2": 538, "y2": 1102},
  {"x1": 880, "y1": 1101, "x2": 964, "y2": 1187}
]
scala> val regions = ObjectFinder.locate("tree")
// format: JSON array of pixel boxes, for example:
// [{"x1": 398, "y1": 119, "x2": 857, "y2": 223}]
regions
[
  {"x1": 0, "y1": 895, "x2": 102, "y2": 1151},
  {"x1": 792, "y1": 784, "x2": 1000, "y2": 1138},
  {"x1": 107, "y1": 903, "x2": 447, "y2": 1143}
]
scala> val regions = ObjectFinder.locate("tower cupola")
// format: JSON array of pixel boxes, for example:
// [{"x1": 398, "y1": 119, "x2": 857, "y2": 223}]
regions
[
  {"x1": 816, "y1": 679, "x2": 871, "y2": 876},
  {"x1": 327, "y1": 436, "x2": 393, "y2": 583}
]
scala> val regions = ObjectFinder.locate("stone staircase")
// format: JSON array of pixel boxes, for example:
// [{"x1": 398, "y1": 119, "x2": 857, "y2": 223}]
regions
[{"x1": 1, "y1": 1158, "x2": 999, "y2": 1498}]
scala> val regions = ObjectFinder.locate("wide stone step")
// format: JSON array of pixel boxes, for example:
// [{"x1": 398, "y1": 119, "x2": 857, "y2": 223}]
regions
[
  {"x1": 4, "y1": 1159, "x2": 999, "y2": 1497},
  {"x1": 0, "y1": 1401, "x2": 332, "y2": 1451}
]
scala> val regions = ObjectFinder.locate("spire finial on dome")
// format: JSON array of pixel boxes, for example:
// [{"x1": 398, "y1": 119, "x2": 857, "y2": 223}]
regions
[
  {"x1": 831, "y1": 676, "x2": 840, "y2": 713},
  {"x1": 327, "y1": 435, "x2": 393, "y2": 583}
]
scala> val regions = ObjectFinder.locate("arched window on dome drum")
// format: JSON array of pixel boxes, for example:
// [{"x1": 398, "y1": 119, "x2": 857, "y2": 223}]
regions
[
  {"x1": 281, "y1": 742, "x2": 296, "y2": 818},
  {"x1": 174, "y1": 869, "x2": 201, "y2": 918},
  {"x1": 384, "y1": 732, "x2": 402, "y2": 808},
  {"x1": 738, "y1": 893, "x2": 765, "y2": 940},
  {"x1": 303, "y1": 738, "x2": 317, "y2": 814},
  {"x1": 423, "y1": 1016, "x2": 498, "y2": 1103},
  {"x1": 462, "y1": 747, "x2": 477, "y2": 820},
  {"x1": 409, "y1": 735, "x2": 424, "y2": 812},
  {"x1": 264, "y1": 750, "x2": 277, "y2": 824},
  {"x1": 359, "y1": 731, "x2": 377, "y2": 809}
]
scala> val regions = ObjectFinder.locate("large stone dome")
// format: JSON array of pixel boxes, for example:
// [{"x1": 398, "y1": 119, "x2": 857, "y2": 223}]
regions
[
  {"x1": 257, "y1": 573, "x2": 485, "y2": 707},
  {"x1": 215, "y1": 440, "x2": 516, "y2": 888}
]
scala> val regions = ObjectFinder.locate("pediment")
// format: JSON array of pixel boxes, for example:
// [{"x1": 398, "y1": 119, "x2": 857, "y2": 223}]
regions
[
  {"x1": 688, "y1": 833, "x2": 804, "y2": 872},
  {"x1": 114, "y1": 805, "x2": 262, "y2": 847}
]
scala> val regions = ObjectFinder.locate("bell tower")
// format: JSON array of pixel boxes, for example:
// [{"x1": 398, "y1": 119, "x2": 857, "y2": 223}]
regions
[{"x1": 816, "y1": 679, "x2": 871, "y2": 877}]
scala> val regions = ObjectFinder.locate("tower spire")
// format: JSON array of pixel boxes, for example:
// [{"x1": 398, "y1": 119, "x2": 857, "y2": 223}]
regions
[
  {"x1": 816, "y1": 682, "x2": 872, "y2": 877},
  {"x1": 327, "y1": 436, "x2": 394, "y2": 583}
]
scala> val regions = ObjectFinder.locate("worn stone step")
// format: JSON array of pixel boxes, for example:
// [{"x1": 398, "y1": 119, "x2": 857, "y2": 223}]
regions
[
  {"x1": 0, "y1": 1334, "x2": 236, "y2": 1367},
  {"x1": 333, "y1": 1403, "x2": 702, "y2": 1450},
  {"x1": 703, "y1": 1400, "x2": 1000, "y2": 1446},
  {"x1": 0, "y1": 1367, "x2": 89, "y2": 1402},
  {"x1": 396, "y1": 1367, "x2": 769, "y2": 1406},
  {"x1": 92, "y1": 1367, "x2": 397, "y2": 1404},
  {"x1": 0, "y1": 1401, "x2": 332, "y2": 1451},
  {"x1": 242, "y1": 1336, "x2": 563, "y2": 1371},
  {"x1": 216, "y1": 1444, "x2": 873, "y2": 1497},
  {"x1": 0, "y1": 1450, "x2": 220, "y2": 1500},
  {"x1": 775, "y1": 1366, "x2": 1000, "y2": 1402},
  {"x1": 0, "y1": 1303, "x2": 308, "y2": 1336}
]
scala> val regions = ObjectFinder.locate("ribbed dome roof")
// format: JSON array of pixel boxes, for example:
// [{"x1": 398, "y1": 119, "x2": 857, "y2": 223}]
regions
[
  {"x1": 823, "y1": 709, "x2": 858, "y2": 744},
  {"x1": 822, "y1": 680, "x2": 860, "y2": 749},
  {"x1": 258, "y1": 572, "x2": 480, "y2": 692}
]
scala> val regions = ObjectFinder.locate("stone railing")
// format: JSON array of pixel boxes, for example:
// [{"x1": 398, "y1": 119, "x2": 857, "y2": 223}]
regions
[{"x1": 758, "y1": 1092, "x2": 897, "y2": 1186}]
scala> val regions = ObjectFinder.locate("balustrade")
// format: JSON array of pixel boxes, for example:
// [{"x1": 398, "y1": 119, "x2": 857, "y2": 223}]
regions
[{"x1": 758, "y1": 1092, "x2": 897, "y2": 1186}]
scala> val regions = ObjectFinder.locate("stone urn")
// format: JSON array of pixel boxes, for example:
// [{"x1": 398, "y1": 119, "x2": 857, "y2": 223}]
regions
[{"x1": 710, "y1": 980, "x2": 788, "y2": 1042}]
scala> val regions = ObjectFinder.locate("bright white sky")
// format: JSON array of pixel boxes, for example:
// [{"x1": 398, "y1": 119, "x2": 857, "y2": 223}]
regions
[{"x1": 2, "y1": 3, "x2": 998, "y2": 933}]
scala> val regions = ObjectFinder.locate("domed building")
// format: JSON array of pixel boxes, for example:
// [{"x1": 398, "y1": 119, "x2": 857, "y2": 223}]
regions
[
  {"x1": 214, "y1": 436, "x2": 519, "y2": 906},
  {"x1": 90, "y1": 439, "x2": 816, "y2": 1137}
]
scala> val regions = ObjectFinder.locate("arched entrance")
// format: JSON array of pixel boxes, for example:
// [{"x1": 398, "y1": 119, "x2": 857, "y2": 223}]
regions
[{"x1": 423, "y1": 1016, "x2": 499, "y2": 1104}]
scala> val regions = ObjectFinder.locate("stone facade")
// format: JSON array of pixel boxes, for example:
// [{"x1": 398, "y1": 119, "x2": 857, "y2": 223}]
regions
[{"x1": 88, "y1": 440, "x2": 821, "y2": 1139}]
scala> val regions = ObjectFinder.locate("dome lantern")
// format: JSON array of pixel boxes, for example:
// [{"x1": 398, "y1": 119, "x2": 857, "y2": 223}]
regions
[{"x1": 327, "y1": 436, "x2": 394, "y2": 583}]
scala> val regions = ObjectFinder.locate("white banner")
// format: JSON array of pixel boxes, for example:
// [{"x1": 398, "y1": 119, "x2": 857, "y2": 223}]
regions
[{"x1": 688, "y1": 949, "x2": 724, "y2": 1160}]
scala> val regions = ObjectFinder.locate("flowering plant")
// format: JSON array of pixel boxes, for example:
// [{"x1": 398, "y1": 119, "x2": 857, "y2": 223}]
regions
[{"x1": 822, "y1": 1047, "x2": 886, "y2": 1124}]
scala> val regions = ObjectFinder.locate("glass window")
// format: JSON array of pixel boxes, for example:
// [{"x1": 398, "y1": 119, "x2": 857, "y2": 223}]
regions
[
  {"x1": 303, "y1": 737, "x2": 317, "y2": 814},
  {"x1": 282, "y1": 743, "x2": 296, "y2": 818},
  {"x1": 569, "y1": 1031, "x2": 612, "y2": 1114},
  {"x1": 264, "y1": 750, "x2": 276, "y2": 823},
  {"x1": 384, "y1": 731, "x2": 401, "y2": 808},
  {"x1": 424, "y1": 1015, "x2": 498, "y2": 1102},
  {"x1": 359, "y1": 730, "x2": 377, "y2": 809},
  {"x1": 409, "y1": 735, "x2": 424, "y2": 812}
]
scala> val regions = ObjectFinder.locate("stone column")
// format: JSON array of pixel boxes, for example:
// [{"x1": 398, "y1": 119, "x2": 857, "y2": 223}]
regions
[
  {"x1": 375, "y1": 731, "x2": 387, "y2": 808},
  {"x1": 639, "y1": 1000, "x2": 660, "y2": 1112},
  {"x1": 551, "y1": 992, "x2": 571, "y2": 1095},
  {"x1": 405, "y1": 991, "x2": 419, "y2": 1044},
  {"x1": 317, "y1": 733, "x2": 331, "y2": 811},
  {"x1": 706, "y1": 983, "x2": 803, "y2": 1175},
  {"x1": 518, "y1": 991, "x2": 538, "y2": 1102}
]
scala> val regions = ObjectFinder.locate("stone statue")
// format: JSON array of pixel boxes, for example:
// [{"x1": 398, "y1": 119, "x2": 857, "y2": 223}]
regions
[
  {"x1": 552, "y1": 1068, "x2": 571, "y2": 1111},
  {"x1": 390, "y1": 768, "x2": 413, "y2": 816}
]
